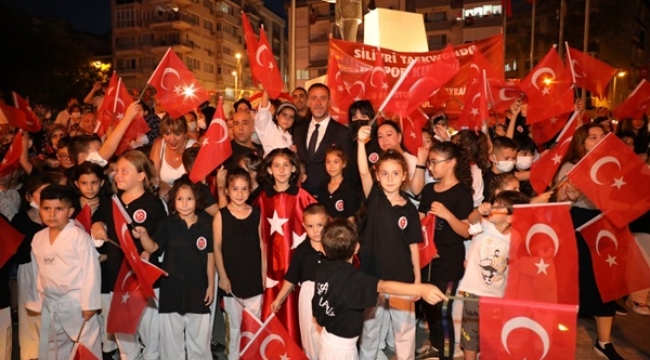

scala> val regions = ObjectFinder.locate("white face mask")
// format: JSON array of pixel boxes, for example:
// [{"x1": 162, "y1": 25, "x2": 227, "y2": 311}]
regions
[
  {"x1": 516, "y1": 156, "x2": 534, "y2": 170},
  {"x1": 29, "y1": 200, "x2": 39, "y2": 210},
  {"x1": 495, "y1": 160, "x2": 515, "y2": 173}
]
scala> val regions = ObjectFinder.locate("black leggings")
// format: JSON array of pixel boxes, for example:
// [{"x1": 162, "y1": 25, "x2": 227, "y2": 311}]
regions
[{"x1": 423, "y1": 280, "x2": 459, "y2": 360}]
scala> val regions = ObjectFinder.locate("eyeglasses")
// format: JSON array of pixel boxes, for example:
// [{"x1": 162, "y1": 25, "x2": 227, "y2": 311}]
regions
[
  {"x1": 57, "y1": 154, "x2": 70, "y2": 160},
  {"x1": 427, "y1": 158, "x2": 450, "y2": 166}
]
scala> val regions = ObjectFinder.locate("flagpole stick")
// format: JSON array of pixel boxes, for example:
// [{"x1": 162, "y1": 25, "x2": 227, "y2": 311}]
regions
[
  {"x1": 445, "y1": 295, "x2": 479, "y2": 302},
  {"x1": 549, "y1": 174, "x2": 569, "y2": 193},
  {"x1": 230, "y1": 292, "x2": 248, "y2": 309},
  {"x1": 104, "y1": 238, "x2": 122, "y2": 250},
  {"x1": 74, "y1": 317, "x2": 89, "y2": 344},
  {"x1": 276, "y1": 285, "x2": 295, "y2": 309},
  {"x1": 370, "y1": 59, "x2": 419, "y2": 129}
]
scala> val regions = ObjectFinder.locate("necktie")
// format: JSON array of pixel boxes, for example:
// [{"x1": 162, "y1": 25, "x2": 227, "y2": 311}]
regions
[{"x1": 308, "y1": 123, "x2": 320, "y2": 157}]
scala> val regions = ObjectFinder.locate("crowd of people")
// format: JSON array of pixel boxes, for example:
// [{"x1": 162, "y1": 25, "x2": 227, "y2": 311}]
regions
[{"x1": 0, "y1": 79, "x2": 649, "y2": 360}]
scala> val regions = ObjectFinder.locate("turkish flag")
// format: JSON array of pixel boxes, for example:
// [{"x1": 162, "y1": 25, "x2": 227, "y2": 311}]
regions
[
  {"x1": 111, "y1": 77, "x2": 151, "y2": 155},
  {"x1": 0, "y1": 215, "x2": 24, "y2": 268},
  {"x1": 505, "y1": 202, "x2": 579, "y2": 305},
  {"x1": 69, "y1": 343, "x2": 100, "y2": 360},
  {"x1": 111, "y1": 196, "x2": 167, "y2": 299},
  {"x1": 489, "y1": 79, "x2": 524, "y2": 112},
  {"x1": 366, "y1": 48, "x2": 389, "y2": 110},
  {"x1": 11, "y1": 92, "x2": 42, "y2": 132},
  {"x1": 419, "y1": 213, "x2": 438, "y2": 268},
  {"x1": 0, "y1": 103, "x2": 29, "y2": 134},
  {"x1": 529, "y1": 112, "x2": 579, "y2": 195},
  {"x1": 241, "y1": 11, "x2": 259, "y2": 85},
  {"x1": 106, "y1": 260, "x2": 148, "y2": 334},
  {"x1": 566, "y1": 45, "x2": 617, "y2": 98},
  {"x1": 240, "y1": 314, "x2": 308, "y2": 360},
  {"x1": 189, "y1": 97, "x2": 232, "y2": 183},
  {"x1": 401, "y1": 108, "x2": 427, "y2": 155},
  {"x1": 0, "y1": 129, "x2": 23, "y2": 178},
  {"x1": 253, "y1": 27, "x2": 285, "y2": 99},
  {"x1": 327, "y1": 54, "x2": 372, "y2": 124},
  {"x1": 613, "y1": 79, "x2": 650, "y2": 120},
  {"x1": 520, "y1": 46, "x2": 574, "y2": 124},
  {"x1": 530, "y1": 112, "x2": 571, "y2": 146},
  {"x1": 577, "y1": 214, "x2": 650, "y2": 302},
  {"x1": 457, "y1": 67, "x2": 488, "y2": 131},
  {"x1": 480, "y1": 297, "x2": 578, "y2": 360},
  {"x1": 147, "y1": 48, "x2": 210, "y2": 119},
  {"x1": 381, "y1": 44, "x2": 459, "y2": 118},
  {"x1": 74, "y1": 204, "x2": 92, "y2": 235},
  {"x1": 256, "y1": 189, "x2": 316, "y2": 346},
  {"x1": 96, "y1": 72, "x2": 119, "y2": 137},
  {"x1": 240, "y1": 307, "x2": 263, "y2": 353},
  {"x1": 566, "y1": 133, "x2": 650, "y2": 228}
]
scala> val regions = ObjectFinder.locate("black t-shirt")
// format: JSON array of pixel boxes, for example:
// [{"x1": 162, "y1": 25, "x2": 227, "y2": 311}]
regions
[
  {"x1": 154, "y1": 212, "x2": 213, "y2": 314},
  {"x1": 0, "y1": 260, "x2": 9, "y2": 309},
  {"x1": 246, "y1": 186, "x2": 263, "y2": 206},
  {"x1": 316, "y1": 177, "x2": 362, "y2": 220},
  {"x1": 359, "y1": 184, "x2": 421, "y2": 282},
  {"x1": 224, "y1": 140, "x2": 263, "y2": 171},
  {"x1": 418, "y1": 182, "x2": 473, "y2": 282},
  {"x1": 196, "y1": 182, "x2": 216, "y2": 208},
  {"x1": 482, "y1": 168, "x2": 498, "y2": 203},
  {"x1": 220, "y1": 206, "x2": 264, "y2": 298},
  {"x1": 284, "y1": 238, "x2": 326, "y2": 284},
  {"x1": 11, "y1": 210, "x2": 46, "y2": 265},
  {"x1": 95, "y1": 191, "x2": 167, "y2": 291},
  {"x1": 312, "y1": 260, "x2": 380, "y2": 339}
]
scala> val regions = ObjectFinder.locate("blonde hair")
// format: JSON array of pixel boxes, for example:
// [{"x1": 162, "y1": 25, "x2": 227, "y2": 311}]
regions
[
  {"x1": 118, "y1": 150, "x2": 156, "y2": 193},
  {"x1": 159, "y1": 115, "x2": 188, "y2": 135}
]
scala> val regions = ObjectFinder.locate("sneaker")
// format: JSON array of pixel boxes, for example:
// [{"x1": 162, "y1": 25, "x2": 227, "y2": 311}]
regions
[
  {"x1": 415, "y1": 345, "x2": 439, "y2": 360},
  {"x1": 594, "y1": 342, "x2": 625, "y2": 360},
  {"x1": 614, "y1": 302, "x2": 628, "y2": 316},
  {"x1": 626, "y1": 299, "x2": 650, "y2": 316}
]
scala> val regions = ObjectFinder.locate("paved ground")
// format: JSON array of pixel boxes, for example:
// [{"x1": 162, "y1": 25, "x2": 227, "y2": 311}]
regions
[{"x1": 10, "y1": 300, "x2": 650, "y2": 359}]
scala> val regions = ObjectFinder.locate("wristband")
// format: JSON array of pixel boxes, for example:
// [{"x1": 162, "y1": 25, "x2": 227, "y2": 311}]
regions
[{"x1": 415, "y1": 165, "x2": 426, "y2": 170}]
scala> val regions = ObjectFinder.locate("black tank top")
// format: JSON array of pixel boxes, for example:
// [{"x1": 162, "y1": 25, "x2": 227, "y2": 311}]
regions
[{"x1": 220, "y1": 206, "x2": 264, "y2": 298}]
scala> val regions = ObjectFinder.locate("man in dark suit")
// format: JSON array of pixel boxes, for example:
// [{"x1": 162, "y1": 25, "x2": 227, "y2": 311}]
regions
[{"x1": 293, "y1": 83, "x2": 353, "y2": 196}]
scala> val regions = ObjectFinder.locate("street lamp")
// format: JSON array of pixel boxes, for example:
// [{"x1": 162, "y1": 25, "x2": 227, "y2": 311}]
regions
[{"x1": 612, "y1": 70, "x2": 627, "y2": 109}]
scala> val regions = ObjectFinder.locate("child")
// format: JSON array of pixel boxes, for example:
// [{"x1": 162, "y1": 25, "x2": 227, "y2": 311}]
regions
[
  {"x1": 90, "y1": 150, "x2": 167, "y2": 360},
  {"x1": 255, "y1": 89, "x2": 298, "y2": 154},
  {"x1": 313, "y1": 219, "x2": 448, "y2": 360},
  {"x1": 25, "y1": 184, "x2": 102, "y2": 359},
  {"x1": 11, "y1": 174, "x2": 57, "y2": 360},
  {"x1": 132, "y1": 177, "x2": 215, "y2": 360},
  {"x1": 271, "y1": 203, "x2": 329, "y2": 359},
  {"x1": 181, "y1": 147, "x2": 218, "y2": 216},
  {"x1": 213, "y1": 168, "x2": 265, "y2": 360},
  {"x1": 417, "y1": 142, "x2": 474, "y2": 360},
  {"x1": 0, "y1": 254, "x2": 11, "y2": 360},
  {"x1": 482, "y1": 136, "x2": 519, "y2": 203},
  {"x1": 487, "y1": 173, "x2": 552, "y2": 205},
  {"x1": 513, "y1": 135, "x2": 537, "y2": 197},
  {"x1": 256, "y1": 148, "x2": 316, "y2": 344},
  {"x1": 459, "y1": 191, "x2": 530, "y2": 360},
  {"x1": 453, "y1": 130, "x2": 490, "y2": 207},
  {"x1": 317, "y1": 146, "x2": 361, "y2": 222},
  {"x1": 356, "y1": 126, "x2": 423, "y2": 360},
  {"x1": 71, "y1": 162, "x2": 118, "y2": 358}
]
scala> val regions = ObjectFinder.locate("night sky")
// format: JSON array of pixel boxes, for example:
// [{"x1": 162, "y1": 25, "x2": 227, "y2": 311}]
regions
[{"x1": 1, "y1": 0, "x2": 286, "y2": 35}]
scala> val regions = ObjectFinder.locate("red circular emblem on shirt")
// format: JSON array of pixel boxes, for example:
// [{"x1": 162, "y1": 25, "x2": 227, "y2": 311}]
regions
[
  {"x1": 133, "y1": 209, "x2": 147, "y2": 223},
  {"x1": 398, "y1": 216, "x2": 408, "y2": 230},
  {"x1": 196, "y1": 237, "x2": 207, "y2": 251},
  {"x1": 368, "y1": 152, "x2": 379, "y2": 164},
  {"x1": 335, "y1": 200, "x2": 345, "y2": 212}
]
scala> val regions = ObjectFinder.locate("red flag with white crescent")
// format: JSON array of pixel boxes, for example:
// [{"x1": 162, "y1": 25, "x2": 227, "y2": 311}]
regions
[
  {"x1": 577, "y1": 214, "x2": 650, "y2": 302},
  {"x1": 11, "y1": 92, "x2": 42, "y2": 132},
  {"x1": 613, "y1": 79, "x2": 650, "y2": 120},
  {"x1": 566, "y1": 133, "x2": 650, "y2": 228},
  {"x1": 106, "y1": 260, "x2": 148, "y2": 334},
  {"x1": 0, "y1": 129, "x2": 23, "y2": 178},
  {"x1": 529, "y1": 112, "x2": 579, "y2": 195},
  {"x1": 480, "y1": 297, "x2": 578, "y2": 360},
  {"x1": 419, "y1": 213, "x2": 438, "y2": 268},
  {"x1": 241, "y1": 11, "x2": 259, "y2": 85},
  {"x1": 240, "y1": 307, "x2": 263, "y2": 353},
  {"x1": 520, "y1": 46, "x2": 574, "y2": 124},
  {"x1": 74, "y1": 203, "x2": 92, "y2": 234},
  {"x1": 254, "y1": 26, "x2": 285, "y2": 99},
  {"x1": 240, "y1": 314, "x2": 308, "y2": 360},
  {"x1": 566, "y1": 45, "x2": 617, "y2": 98},
  {"x1": 530, "y1": 112, "x2": 571, "y2": 146},
  {"x1": 189, "y1": 97, "x2": 232, "y2": 183},
  {"x1": 147, "y1": 48, "x2": 210, "y2": 119},
  {"x1": 489, "y1": 79, "x2": 524, "y2": 113},
  {"x1": 505, "y1": 202, "x2": 579, "y2": 305},
  {"x1": 256, "y1": 189, "x2": 316, "y2": 346},
  {"x1": 401, "y1": 108, "x2": 428, "y2": 156},
  {"x1": 366, "y1": 47, "x2": 389, "y2": 110}
]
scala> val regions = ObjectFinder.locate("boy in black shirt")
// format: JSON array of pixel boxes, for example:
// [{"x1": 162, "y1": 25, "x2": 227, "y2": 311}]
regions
[{"x1": 313, "y1": 219, "x2": 447, "y2": 360}]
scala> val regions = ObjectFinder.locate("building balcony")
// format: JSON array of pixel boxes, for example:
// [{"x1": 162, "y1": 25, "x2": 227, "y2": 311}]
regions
[
  {"x1": 310, "y1": 34, "x2": 329, "y2": 44},
  {"x1": 465, "y1": 15, "x2": 503, "y2": 28},
  {"x1": 215, "y1": 31, "x2": 241, "y2": 45},
  {"x1": 114, "y1": 44, "x2": 144, "y2": 55},
  {"x1": 114, "y1": 20, "x2": 144, "y2": 32},
  {"x1": 149, "y1": 0, "x2": 193, "y2": 6},
  {"x1": 115, "y1": 67, "x2": 142, "y2": 77},
  {"x1": 215, "y1": 11, "x2": 241, "y2": 26},
  {"x1": 151, "y1": 39, "x2": 194, "y2": 53},
  {"x1": 149, "y1": 13, "x2": 193, "y2": 31}
]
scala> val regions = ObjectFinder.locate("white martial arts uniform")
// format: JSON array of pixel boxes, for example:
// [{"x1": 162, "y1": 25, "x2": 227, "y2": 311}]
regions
[
  {"x1": 297, "y1": 281, "x2": 319, "y2": 360},
  {"x1": 359, "y1": 294, "x2": 416, "y2": 360},
  {"x1": 114, "y1": 289, "x2": 160, "y2": 360},
  {"x1": 25, "y1": 220, "x2": 102, "y2": 360},
  {"x1": 223, "y1": 295, "x2": 262, "y2": 360},
  {"x1": 0, "y1": 307, "x2": 10, "y2": 360},
  {"x1": 17, "y1": 263, "x2": 41, "y2": 360},
  {"x1": 319, "y1": 328, "x2": 358, "y2": 360}
]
